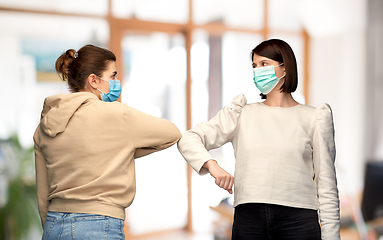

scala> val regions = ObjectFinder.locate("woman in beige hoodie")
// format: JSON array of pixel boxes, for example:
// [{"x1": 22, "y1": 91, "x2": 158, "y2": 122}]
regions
[{"x1": 34, "y1": 44, "x2": 181, "y2": 239}]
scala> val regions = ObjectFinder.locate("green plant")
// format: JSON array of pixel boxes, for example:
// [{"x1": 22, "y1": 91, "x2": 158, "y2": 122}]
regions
[{"x1": 0, "y1": 135, "x2": 41, "y2": 240}]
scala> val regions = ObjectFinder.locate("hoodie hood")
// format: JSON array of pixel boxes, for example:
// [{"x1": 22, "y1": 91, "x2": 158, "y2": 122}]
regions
[{"x1": 40, "y1": 92, "x2": 98, "y2": 137}]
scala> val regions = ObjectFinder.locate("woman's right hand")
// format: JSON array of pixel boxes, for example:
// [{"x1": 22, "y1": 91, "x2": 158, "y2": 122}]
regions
[{"x1": 202, "y1": 160, "x2": 234, "y2": 194}]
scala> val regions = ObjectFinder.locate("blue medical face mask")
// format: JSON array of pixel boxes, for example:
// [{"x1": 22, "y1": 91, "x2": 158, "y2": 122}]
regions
[
  {"x1": 253, "y1": 63, "x2": 285, "y2": 94},
  {"x1": 97, "y1": 77, "x2": 121, "y2": 102}
]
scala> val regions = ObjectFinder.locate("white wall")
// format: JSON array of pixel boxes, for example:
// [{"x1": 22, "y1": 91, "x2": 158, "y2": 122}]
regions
[{"x1": 303, "y1": 0, "x2": 367, "y2": 192}]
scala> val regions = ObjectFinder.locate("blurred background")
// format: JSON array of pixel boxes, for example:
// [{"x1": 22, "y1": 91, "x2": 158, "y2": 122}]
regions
[{"x1": 0, "y1": 0, "x2": 382, "y2": 239}]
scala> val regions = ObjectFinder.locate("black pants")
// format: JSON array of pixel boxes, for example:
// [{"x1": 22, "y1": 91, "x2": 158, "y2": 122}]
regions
[{"x1": 232, "y1": 203, "x2": 321, "y2": 240}]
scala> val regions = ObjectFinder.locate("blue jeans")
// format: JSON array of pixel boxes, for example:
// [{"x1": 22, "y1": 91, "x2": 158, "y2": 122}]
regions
[
  {"x1": 42, "y1": 211, "x2": 125, "y2": 240},
  {"x1": 232, "y1": 203, "x2": 321, "y2": 240}
]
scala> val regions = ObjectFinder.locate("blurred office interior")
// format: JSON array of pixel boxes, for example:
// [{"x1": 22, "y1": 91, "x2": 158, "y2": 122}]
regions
[{"x1": 0, "y1": 0, "x2": 382, "y2": 239}]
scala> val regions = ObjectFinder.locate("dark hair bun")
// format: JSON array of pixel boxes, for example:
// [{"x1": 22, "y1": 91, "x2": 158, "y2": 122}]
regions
[{"x1": 55, "y1": 49, "x2": 77, "y2": 82}]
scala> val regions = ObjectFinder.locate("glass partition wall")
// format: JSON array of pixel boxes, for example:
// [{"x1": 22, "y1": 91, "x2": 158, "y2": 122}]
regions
[
  {"x1": 121, "y1": 32, "x2": 188, "y2": 235},
  {"x1": 0, "y1": 0, "x2": 309, "y2": 238}
]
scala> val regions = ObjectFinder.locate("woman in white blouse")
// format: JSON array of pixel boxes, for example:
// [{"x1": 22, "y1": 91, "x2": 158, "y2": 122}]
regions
[{"x1": 177, "y1": 39, "x2": 340, "y2": 240}]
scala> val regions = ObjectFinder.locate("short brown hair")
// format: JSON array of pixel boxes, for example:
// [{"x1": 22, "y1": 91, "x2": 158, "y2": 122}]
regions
[
  {"x1": 55, "y1": 44, "x2": 116, "y2": 92},
  {"x1": 251, "y1": 39, "x2": 298, "y2": 99}
]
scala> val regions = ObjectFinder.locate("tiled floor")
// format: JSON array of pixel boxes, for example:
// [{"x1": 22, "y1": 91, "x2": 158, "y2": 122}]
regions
[
  {"x1": 130, "y1": 229, "x2": 382, "y2": 240},
  {"x1": 128, "y1": 230, "x2": 215, "y2": 240}
]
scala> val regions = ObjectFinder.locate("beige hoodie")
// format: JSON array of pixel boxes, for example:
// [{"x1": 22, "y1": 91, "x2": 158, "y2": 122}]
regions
[{"x1": 33, "y1": 92, "x2": 181, "y2": 227}]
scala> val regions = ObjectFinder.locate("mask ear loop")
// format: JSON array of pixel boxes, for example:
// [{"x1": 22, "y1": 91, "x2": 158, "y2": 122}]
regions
[
  {"x1": 97, "y1": 76, "x2": 109, "y2": 83},
  {"x1": 275, "y1": 63, "x2": 285, "y2": 79},
  {"x1": 278, "y1": 73, "x2": 286, "y2": 80},
  {"x1": 96, "y1": 76, "x2": 108, "y2": 94}
]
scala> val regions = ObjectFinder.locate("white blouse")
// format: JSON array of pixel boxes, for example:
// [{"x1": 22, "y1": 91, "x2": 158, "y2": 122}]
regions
[{"x1": 177, "y1": 94, "x2": 340, "y2": 239}]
